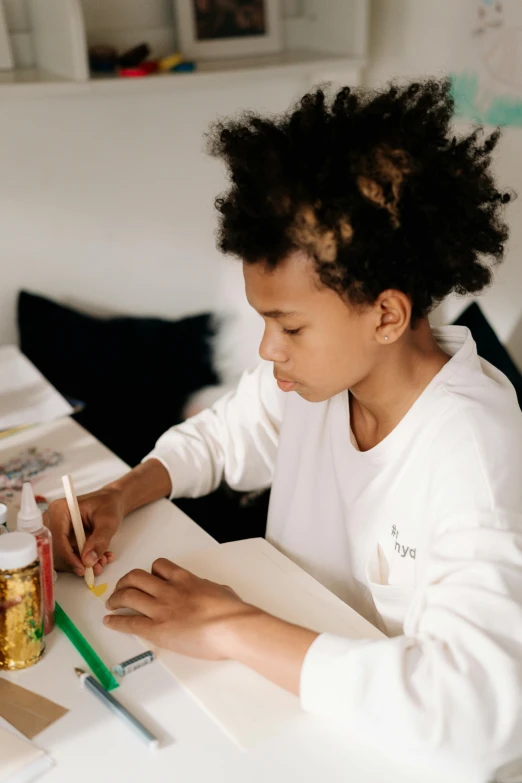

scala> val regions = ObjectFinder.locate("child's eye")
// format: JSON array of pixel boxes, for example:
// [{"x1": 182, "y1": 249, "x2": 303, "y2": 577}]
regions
[{"x1": 283, "y1": 327, "x2": 302, "y2": 336}]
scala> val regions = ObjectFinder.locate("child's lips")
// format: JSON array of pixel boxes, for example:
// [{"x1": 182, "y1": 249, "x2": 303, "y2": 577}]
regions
[{"x1": 275, "y1": 377, "x2": 298, "y2": 392}]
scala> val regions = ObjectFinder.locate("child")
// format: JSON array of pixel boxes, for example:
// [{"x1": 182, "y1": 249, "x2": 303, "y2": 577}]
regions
[{"x1": 48, "y1": 79, "x2": 522, "y2": 776}]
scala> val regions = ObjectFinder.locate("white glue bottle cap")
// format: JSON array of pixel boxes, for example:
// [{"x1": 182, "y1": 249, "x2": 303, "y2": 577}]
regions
[
  {"x1": 17, "y1": 483, "x2": 44, "y2": 534},
  {"x1": 0, "y1": 532, "x2": 37, "y2": 570}
]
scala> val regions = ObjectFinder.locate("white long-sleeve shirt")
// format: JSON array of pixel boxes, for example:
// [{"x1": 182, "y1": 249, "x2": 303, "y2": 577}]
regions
[{"x1": 145, "y1": 326, "x2": 522, "y2": 777}]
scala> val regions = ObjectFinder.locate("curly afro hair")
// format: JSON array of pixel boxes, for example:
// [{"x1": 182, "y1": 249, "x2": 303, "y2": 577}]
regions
[{"x1": 208, "y1": 78, "x2": 512, "y2": 323}]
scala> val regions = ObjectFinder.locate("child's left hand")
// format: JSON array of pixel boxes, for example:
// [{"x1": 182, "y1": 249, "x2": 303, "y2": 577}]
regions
[{"x1": 104, "y1": 559, "x2": 262, "y2": 660}]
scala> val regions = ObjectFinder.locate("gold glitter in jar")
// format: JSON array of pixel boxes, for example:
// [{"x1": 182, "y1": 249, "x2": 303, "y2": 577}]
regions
[{"x1": 0, "y1": 559, "x2": 44, "y2": 670}]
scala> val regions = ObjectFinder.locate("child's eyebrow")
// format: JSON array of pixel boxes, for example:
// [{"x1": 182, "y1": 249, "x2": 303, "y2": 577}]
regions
[{"x1": 260, "y1": 309, "x2": 301, "y2": 318}]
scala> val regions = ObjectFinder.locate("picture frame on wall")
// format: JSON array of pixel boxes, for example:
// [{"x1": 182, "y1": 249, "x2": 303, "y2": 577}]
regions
[{"x1": 175, "y1": 0, "x2": 282, "y2": 61}]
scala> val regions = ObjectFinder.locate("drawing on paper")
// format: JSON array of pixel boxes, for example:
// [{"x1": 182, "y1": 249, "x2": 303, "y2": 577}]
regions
[
  {"x1": 452, "y1": 0, "x2": 522, "y2": 126},
  {"x1": 0, "y1": 448, "x2": 64, "y2": 503}
]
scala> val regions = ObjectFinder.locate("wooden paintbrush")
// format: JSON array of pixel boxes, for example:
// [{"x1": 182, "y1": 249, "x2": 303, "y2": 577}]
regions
[{"x1": 61, "y1": 474, "x2": 94, "y2": 589}]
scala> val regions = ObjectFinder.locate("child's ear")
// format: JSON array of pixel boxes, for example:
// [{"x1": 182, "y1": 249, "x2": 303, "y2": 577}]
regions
[{"x1": 375, "y1": 290, "x2": 411, "y2": 343}]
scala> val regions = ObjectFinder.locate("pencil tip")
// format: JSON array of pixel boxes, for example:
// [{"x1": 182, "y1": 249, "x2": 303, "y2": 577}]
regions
[{"x1": 74, "y1": 667, "x2": 85, "y2": 677}]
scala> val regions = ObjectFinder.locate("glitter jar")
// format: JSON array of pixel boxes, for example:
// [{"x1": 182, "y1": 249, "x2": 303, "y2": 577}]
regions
[{"x1": 0, "y1": 532, "x2": 44, "y2": 670}]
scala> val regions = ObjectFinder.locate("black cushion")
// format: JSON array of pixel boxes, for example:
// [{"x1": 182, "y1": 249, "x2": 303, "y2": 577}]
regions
[
  {"x1": 453, "y1": 302, "x2": 522, "y2": 409},
  {"x1": 17, "y1": 289, "x2": 269, "y2": 543},
  {"x1": 18, "y1": 290, "x2": 217, "y2": 467}
]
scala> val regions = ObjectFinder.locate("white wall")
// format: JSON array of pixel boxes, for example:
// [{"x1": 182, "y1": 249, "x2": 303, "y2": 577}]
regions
[
  {"x1": 365, "y1": 0, "x2": 522, "y2": 367},
  {"x1": 0, "y1": 0, "x2": 520, "y2": 369},
  {"x1": 0, "y1": 75, "x2": 314, "y2": 345}
]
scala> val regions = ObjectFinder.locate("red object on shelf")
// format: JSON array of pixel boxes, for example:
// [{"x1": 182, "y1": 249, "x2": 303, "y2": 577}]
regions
[
  {"x1": 141, "y1": 61, "x2": 159, "y2": 74},
  {"x1": 119, "y1": 66, "x2": 150, "y2": 78}
]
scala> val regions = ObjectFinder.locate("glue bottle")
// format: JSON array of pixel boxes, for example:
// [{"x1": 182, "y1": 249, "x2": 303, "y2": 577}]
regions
[{"x1": 17, "y1": 483, "x2": 55, "y2": 634}]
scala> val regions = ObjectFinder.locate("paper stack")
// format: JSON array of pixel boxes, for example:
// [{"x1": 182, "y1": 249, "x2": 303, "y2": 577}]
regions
[
  {"x1": 0, "y1": 718, "x2": 54, "y2": 783},
  {"x1": 0, "y1": 345, "x2": 73, "y2": 437}
]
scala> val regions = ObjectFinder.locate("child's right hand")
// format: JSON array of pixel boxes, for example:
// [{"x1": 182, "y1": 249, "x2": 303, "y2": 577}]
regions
[{"x1": 46, "y1": 487, "x2": 122, "y2": 577}]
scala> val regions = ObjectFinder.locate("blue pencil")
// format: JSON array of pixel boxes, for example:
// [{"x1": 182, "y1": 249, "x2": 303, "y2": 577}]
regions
[{"x1": 75, "y1": 668, "x2": 159, "y2": 750}]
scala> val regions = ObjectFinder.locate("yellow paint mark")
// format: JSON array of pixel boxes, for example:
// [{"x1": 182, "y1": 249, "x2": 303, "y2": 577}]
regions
[{"x1": 89, "y1": 583, "x2": 108, "y2": 598}]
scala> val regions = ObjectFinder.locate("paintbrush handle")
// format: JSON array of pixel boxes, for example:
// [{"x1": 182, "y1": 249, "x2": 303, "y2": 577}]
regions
[{"x1": 61, "y1": 474, "x2": 94, "y2": 588}]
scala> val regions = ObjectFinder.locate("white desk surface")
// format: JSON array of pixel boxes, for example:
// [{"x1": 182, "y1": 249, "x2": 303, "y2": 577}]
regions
[{"x1": 0, "y1": 418, "x2": 461, "y2": 783}]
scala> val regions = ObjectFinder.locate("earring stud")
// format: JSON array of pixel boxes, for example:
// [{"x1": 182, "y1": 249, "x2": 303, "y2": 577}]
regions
[{"x1": 384, "y1": 336, "x2": 389, "y2": 341}]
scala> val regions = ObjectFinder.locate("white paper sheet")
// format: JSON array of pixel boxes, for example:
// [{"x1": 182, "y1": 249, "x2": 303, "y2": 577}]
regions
[
  {"x1": 0, "y1": 346, "x2": 73, "y2": 431},
  {"x1": 59, "y1": 536, "x2": 384, "y2": 749},
  {"x1": 158, "y1": 538, "x2": 385, "y2": 748},
  {"x1": 0, "y1": 721, "x2": 54, "y2": 783}
]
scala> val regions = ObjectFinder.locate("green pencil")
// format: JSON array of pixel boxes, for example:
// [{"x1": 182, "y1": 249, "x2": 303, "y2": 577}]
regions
[{"x1": 55, "y1": 601, "x2": 119, "y2": 691}]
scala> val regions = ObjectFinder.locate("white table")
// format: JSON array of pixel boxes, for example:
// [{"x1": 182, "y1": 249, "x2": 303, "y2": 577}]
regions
[{"x1": 0, "y1": 418, "x2": 463, "y2": 783}]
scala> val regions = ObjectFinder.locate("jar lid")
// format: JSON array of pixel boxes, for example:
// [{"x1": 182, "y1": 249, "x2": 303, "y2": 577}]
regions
[{"x1": 0, "y1": 532, "x2": 37, "y2": 570}]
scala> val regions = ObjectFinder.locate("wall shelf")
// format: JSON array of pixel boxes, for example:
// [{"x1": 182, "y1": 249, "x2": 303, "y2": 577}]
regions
[
  {"x1": 0, "y1": 54, "x2": 365, "y2": 101},
  {"x1": 90, "y1": 51, "x2": 365, "y2": 94},
  {"x1": 0, "y1": 0, "x2": 369, "y2": 98}
]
